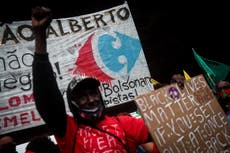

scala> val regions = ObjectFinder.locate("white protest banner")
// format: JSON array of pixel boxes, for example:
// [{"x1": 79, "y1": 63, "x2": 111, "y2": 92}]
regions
[
  {"x1": 0, "y1": 1, "x2": 153, "y2": 134},
  {"x1": 135, "y1": 74, "x2": 230, "y2": 152}
]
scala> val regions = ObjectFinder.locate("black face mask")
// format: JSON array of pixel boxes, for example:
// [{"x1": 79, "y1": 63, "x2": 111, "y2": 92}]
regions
[
  {"x1": 78, "y1": 102, "x2": 104, "y2": 121},
  {"x1": 70, "y1": 90, "x2": 105, "y2": 124}
]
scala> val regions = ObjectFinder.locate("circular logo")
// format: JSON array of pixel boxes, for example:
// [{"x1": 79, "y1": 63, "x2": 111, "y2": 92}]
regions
[{"x1": 168, "y1": 87, "x2": 180, "y2": 100}]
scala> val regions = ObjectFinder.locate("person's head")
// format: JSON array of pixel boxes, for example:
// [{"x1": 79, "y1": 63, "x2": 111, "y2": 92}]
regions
[
  {"x1": 154, "y1": 83, "x2": 167, "y2": 90},
  {"x1": 216, "y1": 80, "x2": 230, "y2": 99},
  {"x1": 25, "y1": 135, "x2": 60, "y2": 153},
  {"x1": 0, "y1": 136, "x2": 17, "y2": 153},
  {"x1": 170, "y1": 74, "x2": 185, "y2": 89},
  {"x1": 66, "y1": 76, "x2": 105, "y2": 124}
]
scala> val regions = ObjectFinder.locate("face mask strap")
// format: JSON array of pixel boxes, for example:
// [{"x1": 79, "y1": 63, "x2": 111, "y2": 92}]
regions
[{"x1": 71, "y1": 100, "x2": 80, "y2": 108}]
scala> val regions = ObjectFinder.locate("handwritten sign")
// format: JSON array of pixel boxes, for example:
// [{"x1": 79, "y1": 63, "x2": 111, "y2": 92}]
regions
[
  {"x1": 135, "y1": 75, "x2": 230, "y2": 152},
  {"x1": 0, "y1": 2, "x2": 153, "y2": 135}
]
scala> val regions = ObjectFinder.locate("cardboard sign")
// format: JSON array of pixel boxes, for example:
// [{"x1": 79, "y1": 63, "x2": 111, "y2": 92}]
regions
[{"x1": 135, "y1": 74, "x2": 230, "y2": 152}]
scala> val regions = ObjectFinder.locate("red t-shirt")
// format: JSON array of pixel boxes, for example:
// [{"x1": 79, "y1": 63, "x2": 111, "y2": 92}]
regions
[{"x1": 55, "y1": 115, "x2": 149, "y2": 153}]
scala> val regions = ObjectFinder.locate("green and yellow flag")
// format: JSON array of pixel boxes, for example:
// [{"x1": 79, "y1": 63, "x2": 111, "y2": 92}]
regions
[
  {"x1": 192, "y1": 48, "x2": 230, "y2": 90},
  {"x1": 183, "y1": 70, "x2": 191, "y2": 80},
  {"x1": 151, "y1": 78, "x2": 160, "y2": 85}
]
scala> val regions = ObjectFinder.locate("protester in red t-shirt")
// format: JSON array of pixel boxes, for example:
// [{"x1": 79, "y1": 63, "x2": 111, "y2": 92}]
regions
[{"x1": 32, "y1": 7, "x2": 158, "y2": 153}]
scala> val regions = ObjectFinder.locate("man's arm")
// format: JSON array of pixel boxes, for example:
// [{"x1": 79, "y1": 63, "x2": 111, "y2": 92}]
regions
[{"x1": 32, "y1": 7, "x2": 67, "y2": 137}]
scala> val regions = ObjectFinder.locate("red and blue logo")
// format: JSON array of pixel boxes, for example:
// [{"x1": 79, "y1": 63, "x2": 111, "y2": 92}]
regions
[{"x1": 72, "y1": 31, "x2": 142, "y2": 83}]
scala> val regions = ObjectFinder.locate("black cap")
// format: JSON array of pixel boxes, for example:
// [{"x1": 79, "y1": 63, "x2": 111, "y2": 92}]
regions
[{"x1": 68, "y1": 77, "x2": 100, "y2": 97}]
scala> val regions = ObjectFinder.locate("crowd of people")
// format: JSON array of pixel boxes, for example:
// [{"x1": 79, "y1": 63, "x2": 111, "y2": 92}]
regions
[
  {"x1": 1, "y1": 5, "x2": 230, "y2": 153},
  {"x1": 1, "y1": 72, "x2": 229, "y2": 153},
  {"x1": 0, "y1": 135, "x2": 60, "y2": 153},
  {"x1": 2, "y1": 74, "x2": 228, "y2": 153}
]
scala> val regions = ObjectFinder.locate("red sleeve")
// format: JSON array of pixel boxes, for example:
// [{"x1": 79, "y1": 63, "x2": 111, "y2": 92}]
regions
[
  {"x1": 152, "y1": 142, "x2": 159, "y2": 153},
  {"x1": 117, "y1": 115, "x2": 149, "y2": 145},
  {"x1": 55, "y1": 115, "x2": 78, "y2": 153}
]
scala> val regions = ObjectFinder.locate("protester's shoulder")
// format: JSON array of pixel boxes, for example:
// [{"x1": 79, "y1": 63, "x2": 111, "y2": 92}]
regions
[
  {"x1": 103, "y1": 114, "x2": 133, "y2": 121},
  {"x1": 66, "y1": 114, "x2": 78, "y2": 127},
  {"x1": 116, "y1": 114, "x2": 144, "y2": 123},
  {"x1": 102, "y1": 114, "x2": 144, "y2": 126},
  {"x1": 66, "y1": 114, "x2": 74, "y2": 120}
]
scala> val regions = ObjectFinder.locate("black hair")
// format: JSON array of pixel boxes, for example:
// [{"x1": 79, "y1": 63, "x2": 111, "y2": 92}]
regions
[
  {"x1": 0, "y1": 136, "x2": 17, "y2": 153},
  {"x1": 25, "y1": 135, "x2": 60, "y2": 153}
]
